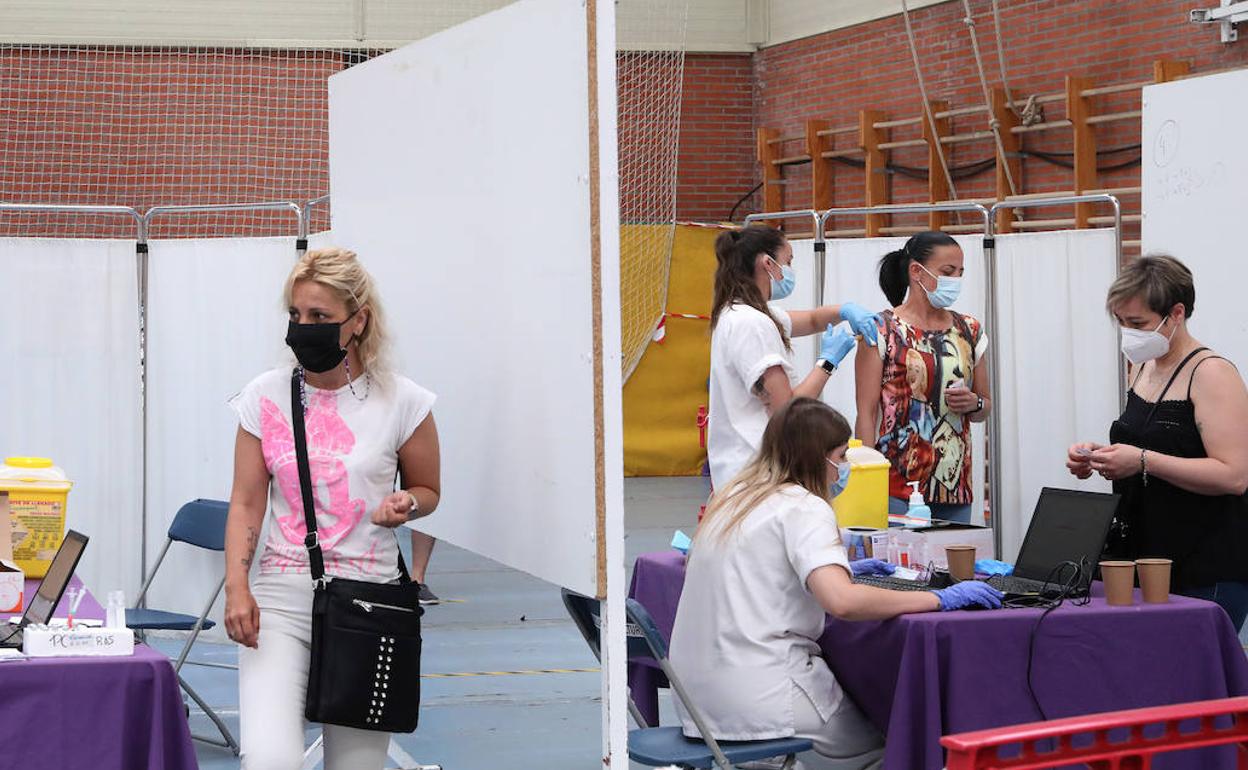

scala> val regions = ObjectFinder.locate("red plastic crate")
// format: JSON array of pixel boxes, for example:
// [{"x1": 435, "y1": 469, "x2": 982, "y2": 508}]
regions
[{"x1": 942, "y1": 697, "x2": 1248, "y2": 770}]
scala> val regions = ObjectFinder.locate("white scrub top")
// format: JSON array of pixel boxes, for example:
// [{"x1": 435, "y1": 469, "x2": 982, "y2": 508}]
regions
[
  {"x1": 708, "y1": 303, "x2": 797, "y2": 489},
  {"x1": 669, "y1": 485, "x2": 851, "y2": 740}
]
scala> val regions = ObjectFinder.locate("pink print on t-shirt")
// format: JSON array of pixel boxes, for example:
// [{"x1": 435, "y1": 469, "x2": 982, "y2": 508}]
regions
[{"x1": 259, "y1": 391, "x2": 367, "y2": 553}]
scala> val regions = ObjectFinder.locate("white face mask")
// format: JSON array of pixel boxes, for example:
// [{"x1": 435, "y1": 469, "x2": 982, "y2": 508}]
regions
[{"x1": 1120, "y1": 317, "x2": 1174, "y2": 365}]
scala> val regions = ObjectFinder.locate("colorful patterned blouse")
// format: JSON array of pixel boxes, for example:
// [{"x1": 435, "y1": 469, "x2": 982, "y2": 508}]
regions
[{"x1": 874, "y1": 309, "x2": 988, "y2": 504}]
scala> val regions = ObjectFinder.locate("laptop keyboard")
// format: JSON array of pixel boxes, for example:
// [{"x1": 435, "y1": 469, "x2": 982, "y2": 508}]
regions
[
  {"x1": 852, "y1": 575, "x2": 932, "y2": 592},
  {"x1": 986, "y1": 575, "x2": 1067, "y2": 596}
]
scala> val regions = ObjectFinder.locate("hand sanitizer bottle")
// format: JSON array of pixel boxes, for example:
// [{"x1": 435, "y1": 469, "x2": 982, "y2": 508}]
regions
[{"x1": 906, "y1": 481, "x2": 932, "y2": 528}]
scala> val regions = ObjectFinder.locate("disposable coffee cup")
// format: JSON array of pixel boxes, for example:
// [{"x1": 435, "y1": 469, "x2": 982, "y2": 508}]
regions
[
  {"x1": 1135, "y1": 558, "x2": 1172, "y2": 603},
  {"x1": 945, "y1": 545, "x2": 976, "y2": 582},
  {"x1": 1099, "y1": 560, "x2": 1136, "y2": 606}
]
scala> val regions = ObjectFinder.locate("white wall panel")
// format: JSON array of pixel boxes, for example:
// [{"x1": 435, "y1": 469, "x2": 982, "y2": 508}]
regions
[{"x1": 327, "y1": 0, "x2": 619, "y2": 596}]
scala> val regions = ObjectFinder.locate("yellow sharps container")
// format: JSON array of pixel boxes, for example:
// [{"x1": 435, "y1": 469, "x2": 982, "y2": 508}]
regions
[
  {"x1": 0, "y1": 457, "x2": 73, "y2": 578},
  {"x1": 831, "y1": 439, "x2": 890, "y2": 529}
]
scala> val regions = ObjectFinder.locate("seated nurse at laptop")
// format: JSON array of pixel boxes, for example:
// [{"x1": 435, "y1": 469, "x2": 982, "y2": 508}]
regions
[
  {"x1": 1067, "y1": 255, "x2": 1248, "y2": 631},
  {"x1": 669, "y1": 399, "x2": 1001, "y2": 769}
]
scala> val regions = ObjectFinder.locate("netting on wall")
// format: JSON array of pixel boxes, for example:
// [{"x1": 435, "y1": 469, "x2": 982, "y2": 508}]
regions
[
  {"x1": 0, "y1": 1, "x2": 686, "y2": 375},
  {"x1": 617, "y1": 0, "x2": 689, "y2": 381}
]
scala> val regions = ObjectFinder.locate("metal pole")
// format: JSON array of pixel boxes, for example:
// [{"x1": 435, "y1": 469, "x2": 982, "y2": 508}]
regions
[
  {"x1": 986, "y1": 193, "x2": 1121, "y2": 559},
  {"x1": 816, "y1": 203, "x2": 996, "y2": 543},
  {"x1": 143, "y1": 201, "x2": 303, "y2": 235},
  {"x1": 983, "y1": 223, "x2": 1003, "y2": 558}
]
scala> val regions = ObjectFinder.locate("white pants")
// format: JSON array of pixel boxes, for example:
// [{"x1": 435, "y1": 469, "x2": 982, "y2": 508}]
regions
[
  {"x1": 792, "y1": 685, "x2": 884, "y2": 770},
  {"x1": 239, "y1": 572, "x2": 391, "y2": 770},
  {"x1": 744, "y1": 686, "x2": 884, "y2": 770}
]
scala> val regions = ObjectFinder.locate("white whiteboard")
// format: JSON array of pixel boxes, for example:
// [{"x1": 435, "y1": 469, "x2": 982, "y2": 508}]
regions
[
  {"x1": 327, "y1": 0, "x2": 619, "y2": 597},
  {"x1": 1142, "y1": 68, "x2": 1248, "y2": 371}
]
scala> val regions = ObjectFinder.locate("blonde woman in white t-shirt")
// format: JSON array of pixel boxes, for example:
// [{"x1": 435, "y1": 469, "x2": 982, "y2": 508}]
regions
[
  {"x1": 671, "y1": 398, "x2": 1000, "y2": 769},
  {"x1": 223, "y1": 247, "x2": 441, "y2": 770},
  {"x1": 707, "y1": 225, "x2": 880, "y2": 490}
]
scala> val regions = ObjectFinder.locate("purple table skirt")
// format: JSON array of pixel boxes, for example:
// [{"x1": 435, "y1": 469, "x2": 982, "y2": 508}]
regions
[
  {"x1": 628, "y1": 550, "x2": 1248, "y2": 770},
  {"x1": 0, "y1": 577, "x2": 199, "y2": 770}
]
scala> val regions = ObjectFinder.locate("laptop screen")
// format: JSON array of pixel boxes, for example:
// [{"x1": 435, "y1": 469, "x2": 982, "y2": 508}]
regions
[
  {"x1": 1013, "y1": 489, "x2": 1119, "y2": 585},
  {"x1": 24, "y1": 530, "x2": 89, "y2": 626}
]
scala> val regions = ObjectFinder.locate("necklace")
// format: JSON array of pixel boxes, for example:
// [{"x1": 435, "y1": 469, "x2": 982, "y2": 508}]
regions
[
  {"x1": 297, "y1": 360, "x2": 371, "y2": 408},
  {"x1": 343, "y1": 356, "x2": 371, "y2": 403}
]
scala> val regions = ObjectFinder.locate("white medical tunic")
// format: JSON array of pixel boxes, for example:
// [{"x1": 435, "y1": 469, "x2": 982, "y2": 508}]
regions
[
  {"x1": 669, "y1": 485, "x2": 851, "y2": 740},
  {"x1": 708, "y1": 303, "x2": 797, "y2": 489}
]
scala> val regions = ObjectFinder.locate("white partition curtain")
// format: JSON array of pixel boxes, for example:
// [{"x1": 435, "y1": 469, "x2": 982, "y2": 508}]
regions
[
  {"x1": 143, "y1": 235, "x2": 304, "y2": 630},
  {"x1": 993, "y1": 229, "x2": 1117, "y2": 561},
  {"x1": 0, "y1": 238, "x2": 144, "y2": 601},
  {"x1": 774, "y1": 236, "x2": 989, "y2": 524}
]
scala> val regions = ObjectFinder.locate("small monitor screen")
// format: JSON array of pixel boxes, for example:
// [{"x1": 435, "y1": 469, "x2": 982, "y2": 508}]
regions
[{"x1": 25, "y1": 530, "x2": 88, "y2": 626}]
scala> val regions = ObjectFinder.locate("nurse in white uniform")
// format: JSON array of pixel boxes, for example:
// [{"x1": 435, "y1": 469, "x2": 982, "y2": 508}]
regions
[
  {"x1": 671, "y1": 398, "x2": 1001, "y2": 769},
  {"x1": 707, "y1": 224, "x2": 879, "y2": 490}
]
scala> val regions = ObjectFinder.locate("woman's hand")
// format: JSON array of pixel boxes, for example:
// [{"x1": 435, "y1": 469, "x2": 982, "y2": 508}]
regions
[
  {"x1": 819, "y1": 325, "x2": 857, "y2": 367},
  {"x1": 371, "y1": 491, "x2": 417, "y2": 528},
  {"x1": 1089, "y1": 444, "x2": 1141, "y2": 482},
  {"x1": 945, "y1": 385, "x2": 980, "y2": 414},
  {"x1": 1066, "y1": 442, "x2": 1102, "y2": 479},
  {"x1": 224, "y1": 585, "x2": 260, "y2": 649},
  {"x1": 838, "y1": 302, "x2": 881, "y2": 347}
]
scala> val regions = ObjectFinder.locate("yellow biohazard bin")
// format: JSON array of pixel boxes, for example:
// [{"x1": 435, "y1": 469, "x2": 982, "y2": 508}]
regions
[
  {"x1": 831, "y1": 440, "x2": 891, "y2": 530},
  {"x1": 0, "y1": 457, "x2": 72, "y2": 578}
]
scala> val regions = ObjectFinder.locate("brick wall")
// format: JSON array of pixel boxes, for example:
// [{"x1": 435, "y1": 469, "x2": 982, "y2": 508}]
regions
[
  {"x1": 749, "y1": 0, "x2": 1248, "y2": 240},
  {"x1": 674, "y1": 53, "x2": 758, "y2": 223}
]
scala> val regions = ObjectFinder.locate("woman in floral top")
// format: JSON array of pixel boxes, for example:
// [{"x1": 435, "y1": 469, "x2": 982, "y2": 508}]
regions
[{"x1": 854, "y1": 231, "x2": 991, "y2": 523}]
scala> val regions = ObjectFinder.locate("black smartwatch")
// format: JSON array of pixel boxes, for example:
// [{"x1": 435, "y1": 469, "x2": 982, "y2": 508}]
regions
[
  {"x1": 969, "y1": 396, "x2": 985, "y2": 415},
  {"x1": 816, "y1": 358, "x2": 837, "y2": 375}
]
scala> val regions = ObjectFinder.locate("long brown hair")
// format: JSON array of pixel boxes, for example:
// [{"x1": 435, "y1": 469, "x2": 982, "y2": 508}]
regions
[
  {"x1": 711, "y1": 225, "x2": 791, "y2": 351},
  {"x1": 699, "y1": 398, "x2": 852, "y2": 542}
]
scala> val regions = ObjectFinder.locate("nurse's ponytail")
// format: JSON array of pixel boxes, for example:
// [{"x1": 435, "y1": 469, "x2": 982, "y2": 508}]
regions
[
  {"x1": 878, "y1": 231, "x2": 959, "y2": 307},
  {"x1": 712, "y1": 225, "x2": 791, "y2": 352}
]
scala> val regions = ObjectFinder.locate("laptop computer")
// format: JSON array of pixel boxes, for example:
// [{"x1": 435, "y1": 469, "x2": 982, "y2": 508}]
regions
[
  {"x1": 0, "y1": 529, "x2": 89, "y2": 649},
  {"x1": 984, "y1": 488, "x2": 1119, "y2": 599}
]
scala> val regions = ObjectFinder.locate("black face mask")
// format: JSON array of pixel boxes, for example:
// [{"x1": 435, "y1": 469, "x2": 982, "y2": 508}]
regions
[{"x1": 286, "y1": 314, "x2": 354, "y2": 373}]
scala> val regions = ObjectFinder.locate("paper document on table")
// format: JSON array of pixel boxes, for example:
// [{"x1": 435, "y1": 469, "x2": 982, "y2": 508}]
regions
[{"x1": 0, "y1": 648, "x2": 26, "y2": 661}]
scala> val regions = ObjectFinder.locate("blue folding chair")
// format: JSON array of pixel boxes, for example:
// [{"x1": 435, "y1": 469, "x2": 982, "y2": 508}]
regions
[
  {"x1": 561, "y1": 589, "x2": 812, "y2": 769},
  {"x1": 130, "y1": 499, "x2": 238, "y2": 755}
]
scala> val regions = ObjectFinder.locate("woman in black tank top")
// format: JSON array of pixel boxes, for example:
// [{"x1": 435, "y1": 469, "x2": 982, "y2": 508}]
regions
[{"x1": 1066, "y1": 255, "x2": 1248, "y2": 631}]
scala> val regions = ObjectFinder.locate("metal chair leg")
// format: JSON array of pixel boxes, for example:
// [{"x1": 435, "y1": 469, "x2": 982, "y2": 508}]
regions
[{"x1": 178, "y1": 673, "x2": 240, "y2": 756}]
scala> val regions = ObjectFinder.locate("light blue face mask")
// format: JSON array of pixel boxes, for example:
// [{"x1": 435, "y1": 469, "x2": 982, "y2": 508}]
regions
[
  {"x1": 917, "y1": 262, "x2": 962, "y2": 309},
  {"x1": 768, "y1": 257, "x2": 796, "y2": 300},
  {"x1": 827, "y1": 459, "x2": 851, "y2": 498}
]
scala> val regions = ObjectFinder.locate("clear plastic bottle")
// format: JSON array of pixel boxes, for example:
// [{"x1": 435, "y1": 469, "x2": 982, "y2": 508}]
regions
[
  {"x1": 106, "y1": 590, "x2": 126, "y2": 629},
  {"x1": 905, "y1": 481, "x2": 932, "y2": 528}
]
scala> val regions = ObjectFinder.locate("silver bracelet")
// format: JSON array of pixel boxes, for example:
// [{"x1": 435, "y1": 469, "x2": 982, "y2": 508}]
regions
[{"x1": 1140, "y1": 449, "x2": 1149, "y2": 487}]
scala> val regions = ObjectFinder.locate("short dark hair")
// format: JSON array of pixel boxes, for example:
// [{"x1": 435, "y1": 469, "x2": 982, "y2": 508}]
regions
[{"x1": 1106, "y1": 253, "x2": 1195, "y2": 319}]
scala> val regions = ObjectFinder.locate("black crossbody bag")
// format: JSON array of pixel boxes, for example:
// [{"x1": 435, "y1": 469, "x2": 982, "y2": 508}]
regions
[{"x1": 290, "y1": 368, "x2": 424, "y2": 732}]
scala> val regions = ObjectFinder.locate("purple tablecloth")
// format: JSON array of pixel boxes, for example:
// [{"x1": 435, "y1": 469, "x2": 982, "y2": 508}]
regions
[
  {"x1": 0, "y1": 577, "x2": 199, "y2": 770},
  {"x1": 629, "y1": 550, "x2": 1248, "y2": 770}
]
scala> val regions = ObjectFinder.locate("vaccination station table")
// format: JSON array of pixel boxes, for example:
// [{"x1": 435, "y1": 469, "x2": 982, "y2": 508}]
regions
[
  {"x1": 628, "y1": 550, "x2": 1248, "y2": 770},
  {"x1": 0, "y1": 577, "x2": 198, "y2": 770}
]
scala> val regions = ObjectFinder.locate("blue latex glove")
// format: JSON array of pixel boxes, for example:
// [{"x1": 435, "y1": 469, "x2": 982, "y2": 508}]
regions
[
  {"x1": 839, "y1": 302, "x2": 881, "y2": 347},
  {"x1": 850, "y1": 558, "x2": 895, "y2": 577},
  {"x1": 974, "y1": 559, "x2": 1014, "y2": 577},
  {"x1": 819, "y1": 325, "x2": 857, "y2": 367},
  {"x1": 931, "y1": 581, "x2": 1004, "y2": 611}
]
